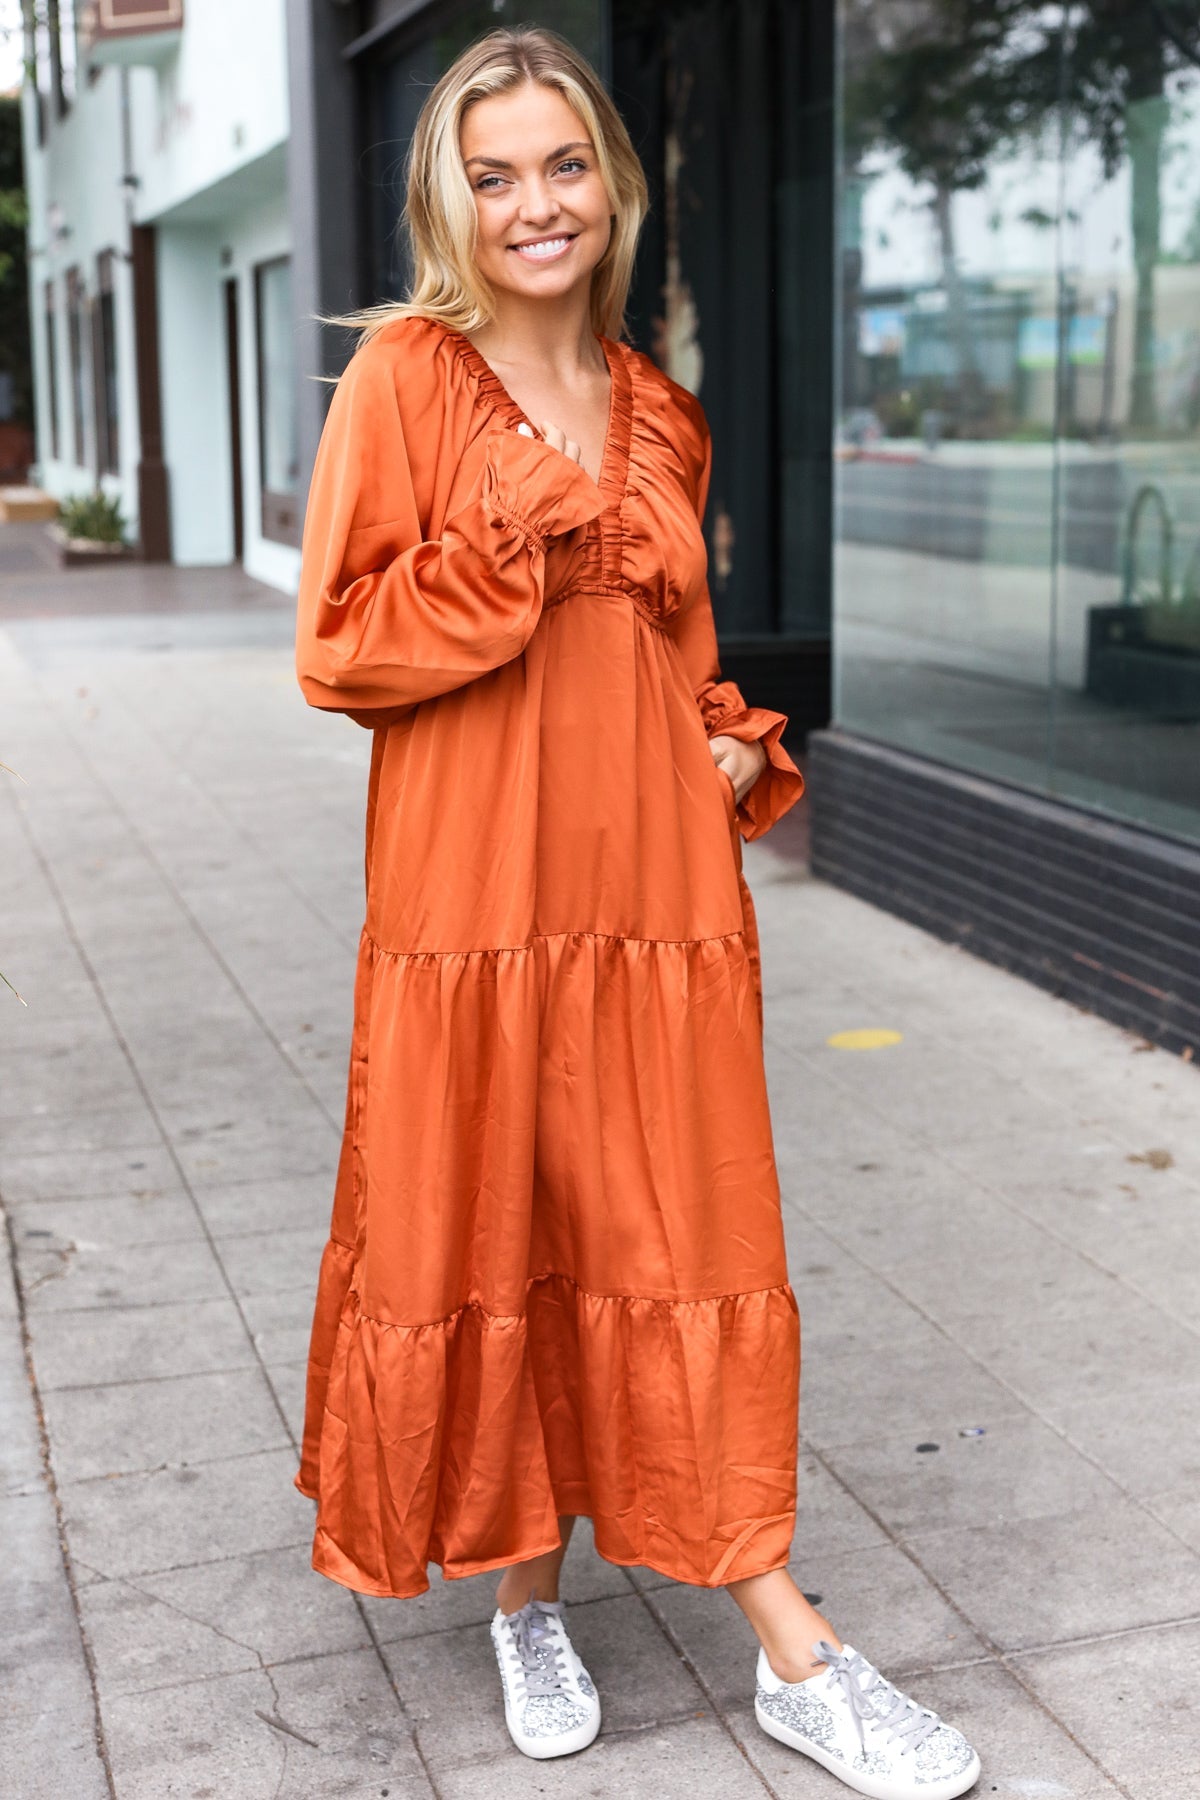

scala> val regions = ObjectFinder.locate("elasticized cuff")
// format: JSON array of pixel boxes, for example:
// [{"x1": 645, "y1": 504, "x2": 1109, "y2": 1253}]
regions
[
  {"x1": 697, "y1": 679, "x2": 805, "y2": 841},
  {"x1": 483, "y1": 428, "x2": 607, "y2": 545}
]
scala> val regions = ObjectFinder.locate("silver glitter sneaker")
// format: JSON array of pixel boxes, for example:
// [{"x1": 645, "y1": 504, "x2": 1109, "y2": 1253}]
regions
[
  {"x1": 755, "y1": 1639, "x2": 980, "y2": 1799},
  {"x1": 490, "y1": 1597, "x2": 601, "y2": 1759}
]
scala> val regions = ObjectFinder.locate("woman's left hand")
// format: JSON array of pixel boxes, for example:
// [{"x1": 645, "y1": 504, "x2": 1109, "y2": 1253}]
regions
[{"x1": 709, "y1": 734, "x2": 768, "y2": 804}]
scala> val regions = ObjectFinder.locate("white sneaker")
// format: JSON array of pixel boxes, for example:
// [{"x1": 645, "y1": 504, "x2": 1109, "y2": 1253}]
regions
[
  {"x1": 490, "y1": 1597, "x2": 601, "y2": 1759},
  {"x1": 755, "y1": 1639, "x2": 981, "y2": 1799}
]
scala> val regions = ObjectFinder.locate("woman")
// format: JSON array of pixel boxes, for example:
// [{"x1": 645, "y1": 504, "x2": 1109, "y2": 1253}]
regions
[{"x1": 294, "y1": 26, "x2": 980, "y2": 1799}]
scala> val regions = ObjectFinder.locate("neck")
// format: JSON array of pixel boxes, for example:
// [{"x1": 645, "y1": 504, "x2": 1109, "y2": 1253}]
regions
[{"x1": 470, "y1": 287, "x2": 604, "y2": 377}]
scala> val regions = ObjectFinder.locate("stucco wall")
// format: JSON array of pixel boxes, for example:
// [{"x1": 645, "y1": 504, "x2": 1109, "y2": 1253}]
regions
[{"x1": 21, "y1": 6, "x2": 297, "y2": 592}]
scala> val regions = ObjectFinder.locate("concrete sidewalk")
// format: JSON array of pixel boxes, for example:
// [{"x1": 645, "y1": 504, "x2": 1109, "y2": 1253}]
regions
[{"x1": 1, "y1": 551, "x2": 1198, "y2": 1799}]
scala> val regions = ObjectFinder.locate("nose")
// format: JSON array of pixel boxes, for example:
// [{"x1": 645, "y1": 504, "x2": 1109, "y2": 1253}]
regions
[{"x1": 517, "y1": 175, "x2": 560, "y2": 227}]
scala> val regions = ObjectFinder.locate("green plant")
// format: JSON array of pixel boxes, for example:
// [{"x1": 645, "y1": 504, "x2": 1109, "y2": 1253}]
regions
[
  {"x1": 59, "y1": 490, "x2": 127, "y2": 544},
  {"x1": 876, "y1": 390, "x2": 922, "y2": 437}
]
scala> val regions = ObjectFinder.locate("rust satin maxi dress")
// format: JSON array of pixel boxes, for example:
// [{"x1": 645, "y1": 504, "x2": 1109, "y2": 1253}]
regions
[{"x1": 294, "y1": 315, "x2": 805, "y2": 1599}]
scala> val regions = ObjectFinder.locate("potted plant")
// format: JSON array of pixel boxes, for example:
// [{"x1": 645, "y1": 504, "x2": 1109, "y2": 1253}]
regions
[{"x1": 49, "y1": 490, "x2": 136, "y2": 567}]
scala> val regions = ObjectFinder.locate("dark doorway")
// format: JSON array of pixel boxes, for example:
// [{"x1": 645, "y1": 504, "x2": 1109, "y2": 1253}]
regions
[
  {"x1": 131, "y1": 224, "x2": 171, "y2": 562},
  {"x1": 224, "y1": 276, "x2": 244, "y2": 563},
  {"x1": 611, "y1": 0, "x2": 835, "y2": 732}
]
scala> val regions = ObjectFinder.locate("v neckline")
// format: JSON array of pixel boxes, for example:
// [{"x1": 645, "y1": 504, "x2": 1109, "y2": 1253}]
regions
[{"x1": 440, "y1": 322, "x2": 633, "y2": 506}]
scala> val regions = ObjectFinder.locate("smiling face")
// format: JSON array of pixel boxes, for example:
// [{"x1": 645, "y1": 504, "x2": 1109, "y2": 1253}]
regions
[{"x1": 460, "y1": 80, "x2": 614, "y2": 308}]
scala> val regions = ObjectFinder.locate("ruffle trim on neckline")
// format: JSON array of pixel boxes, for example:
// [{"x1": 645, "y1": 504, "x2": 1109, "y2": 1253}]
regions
[{"x1": 436, "y1": 321, "x2": 634, "y2": 508}]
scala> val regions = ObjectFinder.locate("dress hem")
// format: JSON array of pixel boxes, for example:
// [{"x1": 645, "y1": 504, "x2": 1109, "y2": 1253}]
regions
[{"x1": 306, "y1": 1522, "x2": 793, "y2": 1601}]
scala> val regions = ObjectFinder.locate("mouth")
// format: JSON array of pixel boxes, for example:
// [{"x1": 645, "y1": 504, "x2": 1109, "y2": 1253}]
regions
[{"x1": 507, "y1": 234, "x2": 577, "y2": 263}]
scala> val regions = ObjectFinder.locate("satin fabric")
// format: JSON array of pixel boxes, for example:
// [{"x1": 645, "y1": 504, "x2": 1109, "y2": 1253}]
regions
[{"x1": 294, "y1": 316, "x2": 805, "y2": 1598}]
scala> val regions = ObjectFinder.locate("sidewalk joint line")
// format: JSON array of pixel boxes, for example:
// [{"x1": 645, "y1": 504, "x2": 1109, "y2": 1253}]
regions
[
  {"x1": 787, "y1": 1184, "x2": 1200, "y2": 1568},
  {"x1": 620, "y1": 1569, "x2": 786, "y2": 1799},
  {"x1": 808, "y1": 1443, "x2": 1137, "y2": 1800},
  {"x1": 2, "y1": 1203, "x2": 118, "y2": 1798}
]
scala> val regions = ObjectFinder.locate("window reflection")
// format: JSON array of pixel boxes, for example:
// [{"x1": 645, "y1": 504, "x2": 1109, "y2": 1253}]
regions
[{"x1": 835, "y1": 1, "x2": 1200, "y2": 843}]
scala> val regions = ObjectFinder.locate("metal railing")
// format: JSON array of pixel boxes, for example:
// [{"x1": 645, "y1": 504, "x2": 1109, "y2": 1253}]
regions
[{"x1": 1121, "y1": 483, "x2": 1174, "y2": 606}]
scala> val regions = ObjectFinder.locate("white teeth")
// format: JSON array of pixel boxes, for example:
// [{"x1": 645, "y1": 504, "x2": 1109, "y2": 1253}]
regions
[{"x1": 513, "y1": 237, "x2": 571, "y2": 258}]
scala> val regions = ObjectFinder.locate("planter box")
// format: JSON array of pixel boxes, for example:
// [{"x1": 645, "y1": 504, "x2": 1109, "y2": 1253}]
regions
[
  {"x1": 46, "y1": 523, "x2": 139, "y2": 568},
  {"x1": 0, "y1": 486, "x2": 58, "y2": 523},
  {"x1": 1086, "y1": 602, "x2": 1200, "y2": 720}
]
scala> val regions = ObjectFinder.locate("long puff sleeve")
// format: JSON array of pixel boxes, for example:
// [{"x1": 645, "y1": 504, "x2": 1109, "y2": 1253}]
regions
[
  {"x1": 295, "y1": 331, "x2": 606, "y2": 719},
  {"x1": 667, "y1": 399, "x2": 805, "y2": 841}
]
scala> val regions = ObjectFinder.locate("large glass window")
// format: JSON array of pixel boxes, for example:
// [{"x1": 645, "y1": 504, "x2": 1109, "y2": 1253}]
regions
[
  {"x1": 47, "y1": 0, "x2": 77, "y2": 117},
  {"x1": 255, "y1": 257, "x2": 300, "y2": 545},
  {"x1": 835, "y1": 1, "x2": 1200, "y2": 846},
  {"x1": 26, "y1": 1, "x2": 52, "y2": 144}
]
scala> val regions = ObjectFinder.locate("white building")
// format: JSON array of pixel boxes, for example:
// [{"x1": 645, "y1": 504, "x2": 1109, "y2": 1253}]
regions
[{"x1": 20, "y1": 0, "x2": 299, "y2": 591}]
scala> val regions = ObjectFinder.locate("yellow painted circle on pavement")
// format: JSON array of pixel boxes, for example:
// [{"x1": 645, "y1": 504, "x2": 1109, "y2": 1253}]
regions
[{"x1": 826, "y1": 1028, "x2": 903, "y2": 1050}]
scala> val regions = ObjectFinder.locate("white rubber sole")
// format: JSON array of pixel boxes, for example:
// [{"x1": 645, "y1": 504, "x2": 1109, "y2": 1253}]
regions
[
  {"x1": 504, "y1": 1699, "x2": 601, "y2": 1760},
  {"x1": 755, "y1": 1698, "x2": 981, "y2": 1800}
]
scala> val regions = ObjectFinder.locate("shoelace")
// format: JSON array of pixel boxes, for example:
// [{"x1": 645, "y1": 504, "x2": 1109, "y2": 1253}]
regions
[
  {"x1": 508, "y1": 1601, "x2": 569, "y2": 1698},
  {"x1": 811, "y1": 1640, "x2": 941, "y2": 1755}
]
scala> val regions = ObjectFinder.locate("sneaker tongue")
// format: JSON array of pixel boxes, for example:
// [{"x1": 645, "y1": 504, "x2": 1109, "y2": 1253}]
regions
[{"x1": 512, "y1": 1602, "x2": 567, "y2": 1697}]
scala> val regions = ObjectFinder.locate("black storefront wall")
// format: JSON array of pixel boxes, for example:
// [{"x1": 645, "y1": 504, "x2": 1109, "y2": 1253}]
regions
[
  {"x1": 616, "y1": 0, "x2": 777, "y2": 632},
  {"x1": 612, "y1": 0, "x2": 834, "y2": 729},
  {"x1": 809, "y1": 728, "x2": 1200, "y2": 1060}
]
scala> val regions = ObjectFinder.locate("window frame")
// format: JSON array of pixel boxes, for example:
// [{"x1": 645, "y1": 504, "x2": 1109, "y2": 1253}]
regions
[
  {"x1": 65, "y1": 264, "x2": 88, "y2": 468},
  {"x1": 253, "y1": 255, "x2": 300, "y2": 547},
  {"x1": 92, "y1": 249, "x2": 120, "y2": 477},
  {"x1": 43, "y1": 278, "x2": 61, "y2": 461}
]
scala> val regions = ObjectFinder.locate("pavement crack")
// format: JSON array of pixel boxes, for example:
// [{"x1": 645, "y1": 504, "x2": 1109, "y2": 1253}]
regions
[
  {"x1": 262, "y1": 1662, "x2": 293, "y2": 1799},
  {"x1": 118, "y1": 1573, "x2": 307, "y2": 1791},
  {"x1": 116, "y1": 1571, "x2": 266, "y2": 1664},
  {"x1": 22, "y1": 1237, "x2": 80, "y2": 1295}
]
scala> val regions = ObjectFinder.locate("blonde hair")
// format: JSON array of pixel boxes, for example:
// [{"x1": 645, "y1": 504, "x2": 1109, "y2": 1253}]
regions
[{"x1": 338, "y1": 26, "x2": 648, "y2": 346}]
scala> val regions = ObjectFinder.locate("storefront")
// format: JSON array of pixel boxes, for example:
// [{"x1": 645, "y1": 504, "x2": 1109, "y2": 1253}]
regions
[
  {"x1": 287, "y1": 0, "x2": 1200, "y2": 1054},
  {"x1": 816, "y1": 1, "x2": 1200, "y2": 1055}
]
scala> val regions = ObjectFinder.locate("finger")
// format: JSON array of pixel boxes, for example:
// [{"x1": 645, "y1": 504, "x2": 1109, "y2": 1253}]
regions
[
  {"x1": 565, "y1": 439, "x2": 582, "y2": 463},
  {"x1": 516, "y1": 422, "x2": 535, "y2": 438},
  {"x1": 540, "y1": 422, "x2": 566, "y2": 450}
]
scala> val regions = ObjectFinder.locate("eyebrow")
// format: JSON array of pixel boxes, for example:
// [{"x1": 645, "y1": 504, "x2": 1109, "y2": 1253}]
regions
[{"x1": 463, "y1": 140, "x2": 593, "y2": 170}]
